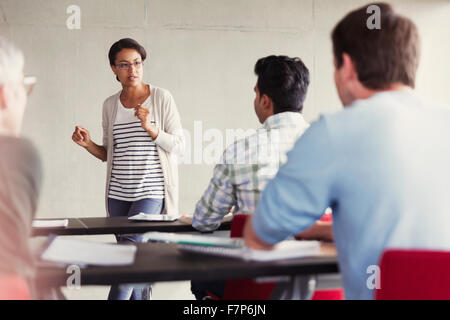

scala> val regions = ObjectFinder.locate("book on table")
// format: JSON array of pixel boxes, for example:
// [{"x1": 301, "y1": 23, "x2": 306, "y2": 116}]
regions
[
  {"x1": 142, "y1": 231, "x2": 321, "y2": 262},
  {"x1": 128, "y1": 213, "x2": 178, "y2": 222}
]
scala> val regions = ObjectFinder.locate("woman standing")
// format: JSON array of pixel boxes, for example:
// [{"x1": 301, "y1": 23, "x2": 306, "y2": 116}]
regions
[{"x1": 72, "y1": 38, "x2": 184, "y2": 299}]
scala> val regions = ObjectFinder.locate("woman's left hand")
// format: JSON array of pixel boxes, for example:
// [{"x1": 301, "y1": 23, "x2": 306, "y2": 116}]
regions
[{"x1": 135, "y1": 104, "x2": 159, "y2": 139}]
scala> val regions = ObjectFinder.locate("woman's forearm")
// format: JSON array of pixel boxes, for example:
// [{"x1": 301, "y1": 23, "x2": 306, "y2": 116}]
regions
[
  {"x1": 85, "y1": 141, "x2": 107, "y2": 162},
  {"x1": 145, "y1": 125, "x2": 159, "y2": 140},
  {"x1": 153, "y1": 129, "x2": 185, "y2": 156}
]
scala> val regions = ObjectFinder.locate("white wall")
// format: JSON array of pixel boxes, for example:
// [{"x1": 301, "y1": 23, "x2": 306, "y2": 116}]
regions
[{"x1": 0, "y1": 0, "x2": 449, "y2": 219}]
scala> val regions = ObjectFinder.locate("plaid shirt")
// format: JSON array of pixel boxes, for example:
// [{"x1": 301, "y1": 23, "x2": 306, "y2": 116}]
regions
[{"x1": 193, "y1": 112, "x2": 309, "y2": 231}]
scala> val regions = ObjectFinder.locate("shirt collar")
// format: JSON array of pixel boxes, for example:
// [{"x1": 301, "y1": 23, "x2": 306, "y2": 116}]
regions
[{"x1": 262, "y1": 112, "x2": 307, "y2": 130}]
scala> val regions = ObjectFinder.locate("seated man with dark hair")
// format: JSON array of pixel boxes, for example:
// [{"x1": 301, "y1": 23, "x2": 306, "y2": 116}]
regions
[
  {"x1": 193, "y1": 55, "x2": 311, "y2": 233},
  {"x1": 191, "y1": 55, "x2": 332, "y2": 299}
]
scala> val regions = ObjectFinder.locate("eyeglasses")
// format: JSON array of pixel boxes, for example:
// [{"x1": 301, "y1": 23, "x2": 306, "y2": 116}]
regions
[
  {"x1": 115, "y1": 61, "x2": 144, "y2": 70},
  {"x1": 23, "y1": 76, "x2": 36, "y2": 96}
]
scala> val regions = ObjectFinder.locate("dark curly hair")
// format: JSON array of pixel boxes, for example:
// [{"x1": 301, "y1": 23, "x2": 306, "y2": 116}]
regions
[{"x1": 254, "y1": 55, "x2": 310, "y2": 114}]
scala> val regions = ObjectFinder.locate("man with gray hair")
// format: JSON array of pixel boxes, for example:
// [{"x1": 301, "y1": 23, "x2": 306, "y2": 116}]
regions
[{"x1": 0, "y1": 36, "x2": 42, "y2": 299}]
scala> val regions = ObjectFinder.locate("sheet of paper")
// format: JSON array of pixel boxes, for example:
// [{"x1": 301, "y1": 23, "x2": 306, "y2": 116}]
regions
[
  {"x1": 178, "y1": 213, "x2": 233, "y2": 225},
  {"x1": 41, "y1": 237, "x2": 137, "y2": 266},
  {"x1": 246, "y1": 240, "x2": 321, "y2": 261},
  {"x1": 32, "y1": 219, "x2": 69, "y2": 228}
]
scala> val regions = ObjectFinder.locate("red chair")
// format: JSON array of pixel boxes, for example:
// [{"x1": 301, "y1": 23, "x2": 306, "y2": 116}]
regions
[
  {"x1": 0, "y1": 274, "x2": 31, "y2": 300},
  {"x1": 311, "y1": 288, "x2": 344, "y2": 300},
  {"x1": 310, "y1": 212, "x2": 344, "y2": 300},
  {"x1": 210, "y1": 214, "x2": 276, "y2": 300},
  {"x1": 376, "y1": 249, "x2": 450, "y2": 300},
  {"x1": 213, "y1": 214, "x2": 343, "y2": 300}
]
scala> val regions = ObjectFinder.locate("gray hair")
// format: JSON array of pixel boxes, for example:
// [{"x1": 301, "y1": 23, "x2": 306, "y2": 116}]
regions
[{"x1": 0, "y1": 37, "x2": 24, "y2": 86}]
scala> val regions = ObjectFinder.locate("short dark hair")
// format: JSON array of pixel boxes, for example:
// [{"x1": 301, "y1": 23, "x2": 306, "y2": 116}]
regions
[
  {"x1": 108, "y1": 38, "x2": 147, "y2": 82},
  {"x1": 108, "y1": 38, "x2": 147, "y2": 66},
  {"x1": 332, "y1": 2, "x2": 420, "y2": 89},
  {"x1": 254, "y1": 55, "x2": 310, "y2": 114}
]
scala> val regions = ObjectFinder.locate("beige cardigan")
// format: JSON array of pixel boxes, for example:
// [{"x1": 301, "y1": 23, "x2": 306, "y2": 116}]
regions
[{"x1": 101, "y1": 86, "x2": 185, "y2": 216}]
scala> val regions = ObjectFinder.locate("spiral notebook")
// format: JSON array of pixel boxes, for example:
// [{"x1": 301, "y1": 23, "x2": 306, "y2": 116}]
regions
[
  {"x1": 177, "y1": 240, "x2": 321, "y2": 262},
  {"x1": 141, "y1": 231, "x2": 244, "y2": 248}
]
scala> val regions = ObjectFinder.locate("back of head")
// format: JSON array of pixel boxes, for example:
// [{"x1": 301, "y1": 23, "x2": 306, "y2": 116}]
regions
[
  {"x1": 254, "y1": 55, "x2": 310, "y2": 114},
  {"x1": 0, "y1": 37, "x2": 24, "y2": 86},
  {"x1": 332, "y1": 2, "x2": 420, "y2": 89}
]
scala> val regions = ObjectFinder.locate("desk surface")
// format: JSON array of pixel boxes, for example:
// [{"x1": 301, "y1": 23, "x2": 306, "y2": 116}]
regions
[
  {"x1": 32, "y1": 217, "x2": 231, "y2": 236},
  {"x1": 36, "y1": 242, "x2": 338, "y2": 288}
]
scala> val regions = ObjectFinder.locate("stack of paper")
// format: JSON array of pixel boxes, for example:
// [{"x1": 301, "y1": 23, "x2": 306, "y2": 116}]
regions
[{"x1": 41, "y1": 237, "x2": 137, "y2": 266}]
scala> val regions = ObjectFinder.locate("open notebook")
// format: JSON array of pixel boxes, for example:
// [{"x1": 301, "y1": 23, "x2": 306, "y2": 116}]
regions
[
  {"x1": 128, "y1": 213, "x2": 178, "y2": 222},
  {"x1": 141, "y1": 232, "x2": 244, "y2": 248},
  {"x1": 142, "y1": 232, "x2": 321, "y2": 262},
  {"x1": 178, "y1": 240, "x2": 321, "y2": 262}
]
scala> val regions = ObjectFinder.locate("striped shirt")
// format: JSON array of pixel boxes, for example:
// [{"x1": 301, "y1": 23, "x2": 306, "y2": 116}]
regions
[{"x1": 108, "y1": 98, "x2": 165, "y2": 201}]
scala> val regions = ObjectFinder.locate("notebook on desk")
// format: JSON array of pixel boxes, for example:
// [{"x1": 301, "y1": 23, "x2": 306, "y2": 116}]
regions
[
  {"x1": 142, "y1": 231, "x2": 320, "y2": 261},
  {"x1": 178, "y1": 240, "x2": 321, "y2": 262},
  {"x1": 141, "y1": 231, "x2": 243, "y2": 248},
  {"x1": 128, "y1": 213, "x2": 178, "y2": 222}
]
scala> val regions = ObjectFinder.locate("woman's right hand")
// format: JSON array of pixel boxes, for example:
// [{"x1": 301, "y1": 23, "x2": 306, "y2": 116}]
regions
[{"x1": 72, "y1": 126, "x2": 92, "y2": 148}]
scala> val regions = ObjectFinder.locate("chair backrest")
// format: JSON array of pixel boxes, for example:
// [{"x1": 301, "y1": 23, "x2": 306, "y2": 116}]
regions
[
  {"x1": 223, "y1": 214, "x2": 276, "y2": 299},
  {"x1": 225, "y1": 214, "x2": 343, "y2": 300},
  {"x1": 230, "y1": 214, "x2": 249, "y2": 238},
  {"x1": 311, "y1": 289, "x2": 344, "y2": 300},
  {"x1": 376, "y1": 249, "x2": 450, "y2": 300},
  {"x1": 0, "y1": 274, "x2": 31, "y2": 300},
  {"x1": 311, "y1": 210, "x2": 344, "y2": 300},
  {"x1": 319, "y1": 212, "x2": 332, "y2": 223}
]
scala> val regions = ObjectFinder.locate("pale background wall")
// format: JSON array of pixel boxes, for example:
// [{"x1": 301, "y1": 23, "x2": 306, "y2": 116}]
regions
[
  {"x1": 0, "y1": 0, "x2": 449, "y2": 220},
  {"x1": 1, "y1": 0, "x2": 449, "y2": 299}
]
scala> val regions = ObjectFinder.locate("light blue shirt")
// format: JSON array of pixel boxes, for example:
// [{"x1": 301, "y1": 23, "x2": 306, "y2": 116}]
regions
[{"x1": 253, "y1": 90, "x2": 450, "y2": 300}]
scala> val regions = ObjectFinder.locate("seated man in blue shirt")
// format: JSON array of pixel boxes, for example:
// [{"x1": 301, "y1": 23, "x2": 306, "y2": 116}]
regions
[{"x1": 244, "y1": 2, "x2": 450, "y2": 300}]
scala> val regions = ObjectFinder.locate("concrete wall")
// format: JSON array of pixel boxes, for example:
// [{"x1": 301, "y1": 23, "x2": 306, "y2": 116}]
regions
[{"x1": 1, "y1": 0, "x2": 449, "y2": 219}]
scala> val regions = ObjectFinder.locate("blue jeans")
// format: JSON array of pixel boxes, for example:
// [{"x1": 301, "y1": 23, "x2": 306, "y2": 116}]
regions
[
  {"x1": 108, "y1": 197, "x2": 164, "y2": 242},
  {"x1": 107, "y1": 197, "x2": 164, "y2": 300}
]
